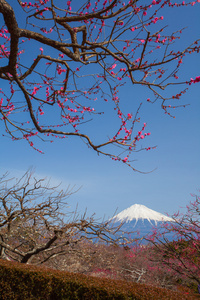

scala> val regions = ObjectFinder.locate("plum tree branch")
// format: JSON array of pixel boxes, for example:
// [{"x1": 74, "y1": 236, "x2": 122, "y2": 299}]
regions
[{"x1": 0, "y1": 0, "x2": 199, "y2": 169}]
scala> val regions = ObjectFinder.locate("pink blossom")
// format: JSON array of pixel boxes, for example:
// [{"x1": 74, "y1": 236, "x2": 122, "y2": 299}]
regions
[
  {"x1": 194, "y1": 76, "x2": 200, "y2": 83},
  {"x1": 117, "y1": 21, "x2": 124, "y2": 26},
  {"x1": 111, "y1": 63, "x2": 117, "y2": 69},
  {"x1": 122, "y1": 157, "x2": 128, "y2": 162},
  {"x1": 32, "y1": 87, "x2": 39, "y2": 95},
  {"x1": 153, "y1": 17, "x2": 159, "y2": 24}
]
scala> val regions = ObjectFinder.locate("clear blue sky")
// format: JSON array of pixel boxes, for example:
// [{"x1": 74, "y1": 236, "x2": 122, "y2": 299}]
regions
[{"x1": 0, "y1": 1, "x2": 200, "y2": 219}]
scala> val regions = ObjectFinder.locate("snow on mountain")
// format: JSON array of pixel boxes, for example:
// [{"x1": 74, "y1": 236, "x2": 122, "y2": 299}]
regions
[{"x1": 112, "y1": 204, "x2": 173, "y2": 226}]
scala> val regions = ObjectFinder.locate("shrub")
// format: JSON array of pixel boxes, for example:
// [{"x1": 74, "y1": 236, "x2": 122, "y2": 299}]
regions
[{"x1": 0, "y1": 259, "x2": 199, "y2": 300}]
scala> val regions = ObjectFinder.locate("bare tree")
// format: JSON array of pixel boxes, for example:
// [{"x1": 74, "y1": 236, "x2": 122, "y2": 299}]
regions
[
  {"x1": 146, "y1": 194, "x2": 200, "y2": 287},
  {"x1": 63, "y1": 242, "x2": 178, "y2": 290},
  {"x1": 0, "y1": 1, "x2": 199, "y2": 169},
  {"x1": 0, "y1": 170, "x2": 126, "y2": 265}
]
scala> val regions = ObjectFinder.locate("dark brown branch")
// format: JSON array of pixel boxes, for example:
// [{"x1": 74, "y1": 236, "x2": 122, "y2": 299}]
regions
[{"x1": 0, "y1": 0, "x2": 19, "y2": 74}]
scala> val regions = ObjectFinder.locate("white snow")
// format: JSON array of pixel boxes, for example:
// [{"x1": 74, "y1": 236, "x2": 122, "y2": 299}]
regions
[{"x1": 112, "y1": 204, "x2": 173, "y2": 225}]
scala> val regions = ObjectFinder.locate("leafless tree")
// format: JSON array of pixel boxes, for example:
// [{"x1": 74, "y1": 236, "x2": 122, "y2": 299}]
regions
[
  {"x1": 146, "y1": 195, "x2": 200, "y2": 286},
  {"x1": 0, "y1": 170, "x2": 127, "y2": 264}
]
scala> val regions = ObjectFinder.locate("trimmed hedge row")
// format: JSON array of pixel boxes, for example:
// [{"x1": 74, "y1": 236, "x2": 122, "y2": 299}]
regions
[{"x1": 0, "y1": 259, "x2": 199, "y2": 300}]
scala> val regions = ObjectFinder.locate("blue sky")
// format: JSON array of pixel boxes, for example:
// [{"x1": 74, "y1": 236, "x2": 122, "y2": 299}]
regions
[{"x1": 0, "y1": 1, "x2": 200, "y2": 219}]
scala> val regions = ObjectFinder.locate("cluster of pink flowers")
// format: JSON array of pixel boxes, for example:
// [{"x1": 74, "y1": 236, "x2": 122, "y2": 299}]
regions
[
  {"x1": 40, "y1": 27, "x2": 53, "y2": 34},
  {"x1": 135, "y1": 123, "x2": 151, "y2": 141},
  {"x1": 189, "y1": 76, "x2": 200, "y2": 84},
  {"x1": 56, "y1": 65, "x2": 66, "y2": 75},
  {"x1": 38, "y1": 107, "x2": 44, "y2": 115},
  {"x1": 0, "y1": 98, "x2": 3, "y2": 108},
  {"x1": 0, "y1": 44, "x2": 10, "y2": 58},
  {"x1": 32, "y1": 86, "x2": 39, "y2": 96},
  {"x1": 21, "y1": 1, "x2": 50, "y2": 9}
]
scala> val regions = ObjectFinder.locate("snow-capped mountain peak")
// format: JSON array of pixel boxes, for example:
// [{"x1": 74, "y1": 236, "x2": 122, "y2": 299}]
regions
[{"x1": 112, "y1": 204, "x2": 173, "y2": 225}]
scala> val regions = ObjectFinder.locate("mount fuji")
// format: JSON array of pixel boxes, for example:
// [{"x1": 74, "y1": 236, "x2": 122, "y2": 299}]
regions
[{"x1": 111, "y1": 204, "x2": 174, "y2": 241}]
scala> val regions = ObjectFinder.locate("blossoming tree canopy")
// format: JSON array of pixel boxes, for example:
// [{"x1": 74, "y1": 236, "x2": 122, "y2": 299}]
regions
[{"x1": 0, "y1": 0, "x2": 199, "y2": 170}]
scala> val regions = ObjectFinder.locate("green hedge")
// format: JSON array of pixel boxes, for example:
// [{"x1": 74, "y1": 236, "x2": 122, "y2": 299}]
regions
[{"x1": 0, "y1": 259, "x2": 199, "y2": 300}]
